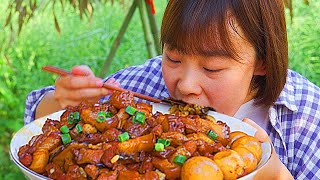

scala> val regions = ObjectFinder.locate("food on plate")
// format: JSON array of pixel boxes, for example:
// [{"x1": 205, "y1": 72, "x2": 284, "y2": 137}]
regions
[
  {"x1": 231, "y1": 135, "x2": 262, "y2": 162},
  {"x1": 181, "y1": 156, "x2": 223, "y2": 180},
  {"x1": 18, "y1": 91, "x2": 262, "y2": 180}
]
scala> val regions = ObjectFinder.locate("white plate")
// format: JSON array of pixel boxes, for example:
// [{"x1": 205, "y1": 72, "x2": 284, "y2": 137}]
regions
[{"x1": 10, "y1": 104, "x2": 272, "y2": 180}]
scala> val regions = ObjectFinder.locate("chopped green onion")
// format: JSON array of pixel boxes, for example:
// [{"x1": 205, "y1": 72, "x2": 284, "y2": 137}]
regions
[
  {"x1": 118, "y1": 132, "x2": 130, "y2": 142},
  {"x1": 174, "y1": 155, "x2": 187, "y2": 166},
  {"x1": 76, "y1": 124, "x2": 82, "y2": 134},
  {"x1": 106, "y1": 112, "x2": 114, "y2": 118},
  {"x1": 61, "y1": 133, "x2": 72, "y2": 144},
  {"x1": 154, "y1": 143, "x2": 165, "y2": 151},
  {"x1": 132, "y1": 111, "x2": 146, "y2": 124},
  {"x1": 68, "y1": 113, "x2": 75, "y2": 124},
  {"x1": 96, "y1": 111, "x2": 107, "y2": 122},
  {"x1": 157, "y1": 139, "x2": 170, "y2": 147},
  {"x1": 60, "y1": 125, "x2": 69, "y2": 134},
  {"x1": 207, "y1": 130, "x2": 218, "y2": 140},
  {"x1": 68, "y1": 112, "x2": 80, "y2": 124},
  {"x1": 125, "y1": 106, "x2": 137, "y2": 115},
  {"x1": 73, "y1": 112, "x2": 80, "y2": 122}
]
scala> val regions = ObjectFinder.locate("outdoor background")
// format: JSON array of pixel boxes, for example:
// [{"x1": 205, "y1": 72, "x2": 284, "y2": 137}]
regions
[{"x1": 0, "y1": 0, "x2": 319, "y2": 179}]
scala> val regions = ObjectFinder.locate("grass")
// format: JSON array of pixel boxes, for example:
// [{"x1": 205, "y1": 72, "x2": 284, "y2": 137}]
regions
[
  {"x1": 0, "y1": 0, "x2": 319, "y2": 179},
  {"x1": 0, "y1": 1, "x2": 166, "y2": 179},
  {"x1": 287, "y1": 1, "x2": 320, "y2": 83}
]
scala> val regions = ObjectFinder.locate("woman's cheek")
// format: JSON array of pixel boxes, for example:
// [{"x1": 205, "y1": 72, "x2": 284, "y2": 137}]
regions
[{"x1": 162, "y1": 64, "x2": 177, "y2": 96}]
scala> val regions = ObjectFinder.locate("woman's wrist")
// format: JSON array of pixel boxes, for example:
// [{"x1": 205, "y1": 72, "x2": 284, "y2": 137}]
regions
[{"x1": 35, "y1": 90, "x2": 63, "y2": 119}]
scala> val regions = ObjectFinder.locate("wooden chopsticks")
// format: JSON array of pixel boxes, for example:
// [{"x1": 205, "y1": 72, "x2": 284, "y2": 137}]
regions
[{"x1": 42, "y1": 65, "x2": 162, "y2": 103}]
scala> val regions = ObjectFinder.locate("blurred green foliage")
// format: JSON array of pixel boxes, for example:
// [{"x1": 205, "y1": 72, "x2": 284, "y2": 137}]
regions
[
  {"x1": 0, "y1": 1, "x2": 166, "y2": 178},
  {"x1": 0, "y1": 0, "x2": 319, "y2": 179},
  {"x1": 287, "y1": 1, "x2": 320, "y2": 82}
]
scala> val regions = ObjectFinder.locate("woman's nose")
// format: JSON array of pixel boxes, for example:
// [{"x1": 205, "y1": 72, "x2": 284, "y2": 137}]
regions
[{"x1": 176, "y1": 72, "x2": 202, "y2": 96}]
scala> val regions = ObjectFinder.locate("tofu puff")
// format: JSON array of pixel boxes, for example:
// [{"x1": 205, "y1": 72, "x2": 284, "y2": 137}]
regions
[{"x1": 181, "y1": 131, "x2": 262, "y2": 180}]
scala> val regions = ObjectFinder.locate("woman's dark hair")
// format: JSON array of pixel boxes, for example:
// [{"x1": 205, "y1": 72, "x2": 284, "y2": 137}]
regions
[{"x1": 161, "y1": 0, "x2": 288, "y2": 107}]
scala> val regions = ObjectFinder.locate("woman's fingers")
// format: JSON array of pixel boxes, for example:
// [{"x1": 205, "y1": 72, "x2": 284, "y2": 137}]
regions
[
  {"x1": 54, "y1": 66, "x2": 122, "y2": 108},
  {"x1": 242, "y1": 119, "x2": 294, "y2": 179},
  {"x1": 71, "y1": 65, "x2": 95, "y2": 76},
  {"x1": 105, "y1": 78, "x2": 116, "y2": 84},
  {"x1": 56, "y1": 75, "x2": 104, "y2": 89},
  {"x1": 103, "y1": 78, "x2": 122, "y2": 92},
  {"x1": 55, "y1": 87, "x2": 109, "y2": 101},
  {"x1": 54, "y1": 77, "x2": 121, "y2": 107},
  {"x1": 242, "y1": 118, "x2": 270, "y2": 143}
]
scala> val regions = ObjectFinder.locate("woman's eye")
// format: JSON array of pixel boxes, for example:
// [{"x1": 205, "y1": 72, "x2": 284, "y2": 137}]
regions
[
  {"x1": 203, "y1": 67, "x2": 222, "y2": 73},
  {"x1": 167, "y1": 57, "x2": 181, "y2": 64}
]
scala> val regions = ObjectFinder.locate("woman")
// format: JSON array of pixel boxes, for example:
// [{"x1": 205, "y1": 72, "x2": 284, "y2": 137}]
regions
[{"x1": 24, "y1": 1, "x2": 319, "y2": 179}]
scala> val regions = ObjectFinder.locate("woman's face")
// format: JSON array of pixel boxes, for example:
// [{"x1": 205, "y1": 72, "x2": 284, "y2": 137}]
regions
[{"x1": 162, "y1": 26, "x2": 266, "y2": 116}]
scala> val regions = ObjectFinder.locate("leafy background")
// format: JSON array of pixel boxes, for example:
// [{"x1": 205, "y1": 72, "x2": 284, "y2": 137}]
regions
[{"x1": 0, "y1": 0, "x2": 319, "y2": 179}]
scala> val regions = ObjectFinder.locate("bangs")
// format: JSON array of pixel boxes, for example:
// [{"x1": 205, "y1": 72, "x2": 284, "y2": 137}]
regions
[{"x1": 161, "y1": 0, "x2": 238, "y2": 58}]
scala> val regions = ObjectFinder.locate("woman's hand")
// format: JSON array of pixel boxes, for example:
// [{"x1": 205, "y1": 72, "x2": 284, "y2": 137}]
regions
[
  {"x1": 242, "y1": 118, "x2": 294, "y2": 180},
  {"x1": 54, "y1": 65, "x2": 120, "y2": 108},
  {"x1": 35, "y1": 65, "x2": 120, "y2": 119}
]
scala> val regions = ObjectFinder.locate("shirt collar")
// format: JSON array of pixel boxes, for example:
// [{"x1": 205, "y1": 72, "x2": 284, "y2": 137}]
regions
[{"x1": 274, "y1": 70, "x2": 298, "y2": 112}]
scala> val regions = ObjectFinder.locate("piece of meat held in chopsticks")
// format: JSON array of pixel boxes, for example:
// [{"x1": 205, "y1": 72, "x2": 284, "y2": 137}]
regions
[
  {"x1": 109, "y1": 90, "x2": 135, "y2": 109},
  {"x1": 78, "y1": 92, "x2": 139, "y2": 133}
]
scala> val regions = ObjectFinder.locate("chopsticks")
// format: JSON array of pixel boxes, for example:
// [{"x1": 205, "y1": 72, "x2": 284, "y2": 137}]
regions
[
  {"x1": 42, "y1": 65, "x2": 216, "y2": 112},
  {"x1": 42, "y1": 65, "x2": 162, "y2": 103}
]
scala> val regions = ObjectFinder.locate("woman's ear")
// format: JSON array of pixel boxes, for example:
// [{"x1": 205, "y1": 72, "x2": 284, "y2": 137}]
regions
[{"x1": 254, "y1": 60, "x2": 266, "y2": 76}]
